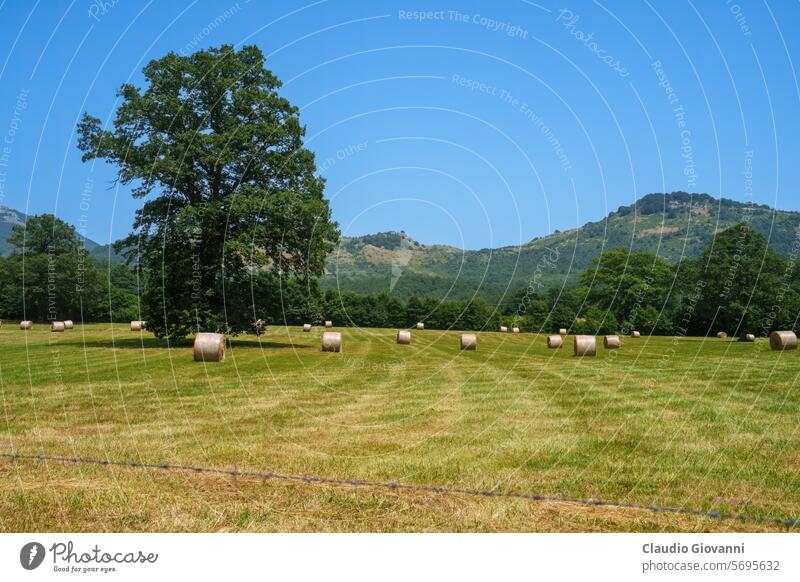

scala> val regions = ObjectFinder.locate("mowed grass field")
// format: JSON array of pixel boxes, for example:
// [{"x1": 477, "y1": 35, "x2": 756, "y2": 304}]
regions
[{"x1": 0, "y1": 323, "x2": 798, "y2": 532}]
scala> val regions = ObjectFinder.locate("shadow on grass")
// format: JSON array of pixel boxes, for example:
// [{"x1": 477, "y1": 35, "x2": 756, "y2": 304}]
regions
[{"x1": 72, "y1": 337, "x2": 310, "y2": 350}]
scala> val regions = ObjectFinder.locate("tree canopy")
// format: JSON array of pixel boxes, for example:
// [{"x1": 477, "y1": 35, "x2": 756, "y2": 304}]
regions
[
  {"x1": 0, "y1": 215, "x2": 128, "y2": 322},
  {"x1": 77, "y1": 44, "x2": 339, "y2": 339}
]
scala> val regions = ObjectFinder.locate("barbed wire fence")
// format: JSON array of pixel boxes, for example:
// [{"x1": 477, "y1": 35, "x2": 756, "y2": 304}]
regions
[{"x1": 3, "y1": 452, "x2": 798, "y2": 529}]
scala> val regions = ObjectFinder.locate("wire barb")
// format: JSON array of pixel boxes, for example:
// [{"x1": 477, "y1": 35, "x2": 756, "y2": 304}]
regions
[{"x1": 2, "y1": 452, "x2": 797, "y2": 529}]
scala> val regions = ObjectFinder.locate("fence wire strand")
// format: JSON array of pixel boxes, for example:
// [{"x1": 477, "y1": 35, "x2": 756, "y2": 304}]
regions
[{"x1": 2, "y1": 452, "x2": 797, "y2": 528}]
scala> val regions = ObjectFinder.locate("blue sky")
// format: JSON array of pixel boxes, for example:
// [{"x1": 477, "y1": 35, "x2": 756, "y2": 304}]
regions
[{"x1": 0, "y1": 0, "x2": 797, "y2": 249}]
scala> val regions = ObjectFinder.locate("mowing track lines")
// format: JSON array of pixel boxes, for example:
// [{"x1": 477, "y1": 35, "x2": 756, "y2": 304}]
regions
[{"x1": 3, "y1": 452, "x2": 798, "y2": 529}]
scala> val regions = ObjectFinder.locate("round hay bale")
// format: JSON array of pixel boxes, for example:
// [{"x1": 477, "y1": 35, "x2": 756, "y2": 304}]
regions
[
  {"x1": 51, "y1": 321, "x2": 65, "y2": 332},
  {"x1": 321, "y1": 331, "x2": 342, "y2": 352},
  {"x1": 739, "y1": 333, "x2": 755, "y2": 342},
  {"x1": 324, "y1": 320, "x2": 333, "y2": 328},
  {"x1": 416, "y1": 322, "x2": 424, "y2": 330},
  {"x1": 559, "y1": 328, "x2": 568, "y2": 336},
  {"x1": 717, "y1": 331, "x2": 728, "y2": 339},
  {"x1": 193, "y1": 332, "x2": 226, "y2": 362},
  {"x1": 769, "y1": 330, "x2": 797, "y2": 351},
  {"x1": 603, "y1": 335, "x2": 620, "y2": 349},
  {"x1": 547, "y1": 335, "x2": 563, "y2": 349},
  {"x1": 303, "y1": 323, "x2": 312, "y2": 332},
  {"x1": 574, "y1": 335, "x2": 597, "y2": 356},
  {"x1": 631, "y1": 330, "x2": 641, "y2": 338},
  {"x1": 20, "y1": 321, "x2": 33, "y2": 330},
  {"x1": 63, "y1": 320, "x2": 74, "y2": 329},
  {"x1": 130, "y1": 320, "x2": 145, "y2": 331},
  {"x1": 500, "y1": 325, "x2": 508, "y2": 333},
  {"x1": 396, "y1": 330, "x2": 411, "y2": 345},
  {"x1": 512, "y1": 327, "x2": 520, "y2": 333},
  {"x1": 460, "y1": 333, "x2": 477, "y2": 350}
]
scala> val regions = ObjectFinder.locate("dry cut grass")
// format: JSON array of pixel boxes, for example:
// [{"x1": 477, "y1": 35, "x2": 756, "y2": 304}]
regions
[{"x1": 0, "y1": 324, "x2": 798, "y2": 532}]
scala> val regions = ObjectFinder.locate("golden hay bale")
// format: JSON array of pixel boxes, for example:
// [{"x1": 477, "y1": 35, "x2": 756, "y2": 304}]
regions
[
  {"x1": 604, "y1": 335, "x2": 620, "y2": 349},
  {"x1": 20, "y1": 321, "x2": 33, "y2": 330},
  {"x1": 769, "y1": 330, "x2": 797, "y2": 351},
  {"x1": 717, "y1": 331, "x2": 728, "y2": 339},
  {"x1": 574, "y1": 335, "x2": 597, "y2": 356},
  {"x1": 396, "y1": 330, "x2": 412, "y2": 345},
  {"x1": 547, "y1": 335, "x2": 563, "y2": 349},
  {"x1": 559, "y1": 328, "x2": 568, "y2": 336},
  {"x1": 130, "y1": 320, "x2": 145, "y2": 331},
  {"x1": 321, "y1": 331, "x2": 342, "y2": 352},
  {"x1": 193, "y1": 332, "x2": 226, "y2": 362},
  {"x1": 739, "y1": 334, "x2": 755, "y2": 342},
  {"x1": 416, "y1": 322, "x2": 424, "y2": 330},
  {"x1": 63, "y1": 320, "x2": 74, "y2": 329},
  {"x1": 303, "y1": 323, "x2": 312, "y2": 332},
  {"x1": 631, "y1": 331, "x2": 641, "y2": 338},
  {"x1": 325, "y1": 320, "x2": 333, "y2": 328},
  {"x1": 512, "y1": 327, "x2": 520, "y2": 333},
  {"x1": 500, "y1": 325, "x2": 508, "y2": 333},
  {"x1": 460, "y1": 333, "x2": 477, "y2": 350},
  {"x1": 51, "y1": 321, "x2": 65, "y2": 332}
]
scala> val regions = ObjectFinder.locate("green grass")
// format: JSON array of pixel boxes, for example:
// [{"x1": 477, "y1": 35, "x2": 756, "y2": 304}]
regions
[{"x1": 1, "y1": 324, "x2": 798, "y2": 532}]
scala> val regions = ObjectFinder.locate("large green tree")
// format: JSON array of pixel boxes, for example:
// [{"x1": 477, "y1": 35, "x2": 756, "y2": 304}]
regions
[
  {"x1": 78, "y1": 45, "x2": 339, "y2": 339},
  {"x1": 680, "y1": 223, "x2": 800, "y2": 336},
  {"x1": 581, "y1": 248, "x2": 677, "y2": 333},
  {"x1": 0, "y1": 214, "x2": 106, "y2": 322}
]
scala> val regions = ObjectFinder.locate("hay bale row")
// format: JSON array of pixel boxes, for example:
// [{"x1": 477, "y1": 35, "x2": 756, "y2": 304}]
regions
[
  {"x1": 20, "y1": 320, "x2": 32, "y2": 330},
  {"x1": 321, "y1": 331, "x2": 342, "y2": 352},
  {"x1": 185, "y1": 326, "x2": 799, "y2": 361},
  {"x1": 770, "y1": 330, "x2": 797, "y2": 351},
  {"x1": 193, "y1": 332, "x2": 226, "y2": 362}
]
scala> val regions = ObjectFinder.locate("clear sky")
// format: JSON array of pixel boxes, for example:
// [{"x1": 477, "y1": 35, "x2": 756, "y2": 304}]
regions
[{"x1": 0, "y1": 0, "x2": 797, "y2": 250}]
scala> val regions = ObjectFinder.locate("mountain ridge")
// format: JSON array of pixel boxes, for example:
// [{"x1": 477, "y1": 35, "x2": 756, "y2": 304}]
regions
[
  {"x1": 323, "y1": 192, "x2": 800, "y2": 302},
  {"x1": 2, "y1": 192, "x2": 798, "y2": 303}
]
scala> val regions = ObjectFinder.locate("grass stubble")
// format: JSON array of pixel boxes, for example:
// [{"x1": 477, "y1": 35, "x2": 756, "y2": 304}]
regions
[{"x1": 0, "y1": 324, "x2": 797, "y2": 532}]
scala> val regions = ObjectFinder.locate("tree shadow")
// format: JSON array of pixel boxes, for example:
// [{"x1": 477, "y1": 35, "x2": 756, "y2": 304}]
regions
[{"x1": 74, "y1": 337, "x2": 310, "y2": 350}]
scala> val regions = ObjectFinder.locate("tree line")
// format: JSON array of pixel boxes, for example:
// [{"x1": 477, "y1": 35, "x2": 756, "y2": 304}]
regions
[{"x1": 1, "y1": 213, "x2": 798, "y2": 339}]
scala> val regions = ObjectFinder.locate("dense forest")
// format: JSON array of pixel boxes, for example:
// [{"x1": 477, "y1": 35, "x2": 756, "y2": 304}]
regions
[{"x1": 1, "y1": 214, "x2": 797, "y2": 338}]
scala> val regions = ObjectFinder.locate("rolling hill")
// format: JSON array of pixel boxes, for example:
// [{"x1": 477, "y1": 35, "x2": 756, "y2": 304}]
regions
[
  {"x1": 322, "y1": 192, "x2": 800, "y2": 302},
  {"x1": 3, "y1": 192, "x2": 798, "y2": 303}
]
